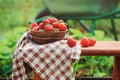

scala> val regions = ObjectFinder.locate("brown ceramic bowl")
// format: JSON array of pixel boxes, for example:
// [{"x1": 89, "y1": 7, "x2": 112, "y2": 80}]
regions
[
  {"x1": 30, "y1": 30, "x2": 66, "y2": 38},
  {"x1": 31, "y1": 36, "x2": 64, "y2": 44}
]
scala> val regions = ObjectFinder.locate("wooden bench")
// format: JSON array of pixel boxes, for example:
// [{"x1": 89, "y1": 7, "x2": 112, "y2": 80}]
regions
[{"x1": 79, "y1": 41, "x2": 120, "y2": 80}]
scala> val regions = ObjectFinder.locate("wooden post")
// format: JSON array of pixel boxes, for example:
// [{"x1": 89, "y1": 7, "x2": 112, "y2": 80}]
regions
[
  {"x1": 34, "y1": 71, "x2": 42, "y2": 80},
  {"x1": 113, "y1": 56, "x2": 120, "y2": 80}
]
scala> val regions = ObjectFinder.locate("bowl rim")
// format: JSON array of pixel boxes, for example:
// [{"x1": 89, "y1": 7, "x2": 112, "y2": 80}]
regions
[
  {"x1": 30, "y1": 30, "x2": 67, "y2": 33},
  {"x1": 30, "y1": 35, "x2": 64, "y2": 39}
]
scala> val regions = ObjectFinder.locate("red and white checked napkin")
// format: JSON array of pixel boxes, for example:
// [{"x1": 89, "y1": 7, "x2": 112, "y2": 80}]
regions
[{"x1": 12, "y1": 31, "x2": 81, "y2": 80}]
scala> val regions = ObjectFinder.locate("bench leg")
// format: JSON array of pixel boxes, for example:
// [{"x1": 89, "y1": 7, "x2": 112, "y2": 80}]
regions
[{"x1": 113, "y1": 56, "x2": 120, "y2": 80}]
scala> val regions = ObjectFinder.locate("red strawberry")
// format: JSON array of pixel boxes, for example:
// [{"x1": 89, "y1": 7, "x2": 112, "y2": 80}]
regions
[
  {"x1": 89, "y1": 38, "x2": 96, "y2": 46},
  {"x1": 30, "y1": 22, "x2": 38, "y2": 29},
  {"x1": 32, "y1": 26, "x2": 40, "y2": 31},
  {"x1": 58, "y1": 23, "x2": 67, "y2": 31},
  {"x1": 67, "y1": 38, "x2": 77, "y2": 47},
  {"x1": 52, "y1": 22, "x2": 58, "y2": 28},
  {"x1": 39, "y1": 22, "x2": 44, "y2": 29},
  {"x1": 42, "y1": 19, "x2": 51, "y2": 25},
  {"x1": 52, "y1": 17, "x2": 58, "y2": 22},
  {"x1": 48, "y1": 17, "x2": 58, "y2": 23},
  {"x1": 80, "y1": 37, "x2": 90, "y2": 47},
  {"x1": 44, "y1": 24, "x2": 54, "y2": 31}
]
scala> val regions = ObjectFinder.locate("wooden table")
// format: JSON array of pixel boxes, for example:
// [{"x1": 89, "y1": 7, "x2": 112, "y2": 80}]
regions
[{"x1": 81, "y1": 41, "x2": 120, "y2": 80}]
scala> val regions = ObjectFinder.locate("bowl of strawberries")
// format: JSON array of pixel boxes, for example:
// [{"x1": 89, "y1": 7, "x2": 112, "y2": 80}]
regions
[{"x1": 29, "y1": 17, "x2": 67, "y2": 44}]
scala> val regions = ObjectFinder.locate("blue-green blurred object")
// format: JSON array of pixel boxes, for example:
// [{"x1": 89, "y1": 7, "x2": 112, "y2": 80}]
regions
[
  {"x1": 34, "y1": 0, "x2": 120, "y2": 40},
  {"x1": 43, "y1": 0, "x2": 119, "y2": 15}
]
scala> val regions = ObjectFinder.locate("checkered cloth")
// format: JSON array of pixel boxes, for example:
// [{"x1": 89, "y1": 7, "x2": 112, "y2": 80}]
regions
[{"x1": 12, "y1": 31, "x2": 81, "y2": 80}]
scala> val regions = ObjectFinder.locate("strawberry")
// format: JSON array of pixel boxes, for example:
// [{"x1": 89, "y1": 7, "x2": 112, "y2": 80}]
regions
[
  {"x1": 48, "y1": 17, "x2": 58, "y2": 23},
  {"x1": 80, "y1": 37, "x2": 90, "y2": 47},
  {"x1": 39, "y1": 22, "x2": 44, "y2": 29},
  {"x1": 52, "y1": 22, "x2": 58, "y2": 28},
  {"x1": 42, "y1": 19, "x2": 51, "y2": 25},
  {"x1": 44, "y1": 24, "x2": 54, "y2": 31},
  {"x1": 67, "y1": 38, "x2": 77, "y2": 47},
  {"x1": 89, "y1": 38, "x2": 96, "y2": 46},
  {"x1": 30, "y1": 22, "x2": 38, "y2": 29},
  {"x1": 52, "y1": 17, "x2": 58, "y2": 22},
  {"x1": 32, "y1": 26, "x2": 40, "y2": 31},
  {"x1": 58, "y1": 23, "x2": 67, "y2": 31}
]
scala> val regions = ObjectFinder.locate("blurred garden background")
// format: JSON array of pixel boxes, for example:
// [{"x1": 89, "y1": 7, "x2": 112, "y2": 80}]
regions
[{"x1": 0, "y1": 0, "x2": 120, "y2": 79}]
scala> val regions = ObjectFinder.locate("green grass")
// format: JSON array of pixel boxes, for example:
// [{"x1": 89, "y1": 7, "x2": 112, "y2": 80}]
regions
[{"x1": 0, "y1": 0, "x2": 45, "y2": 33}]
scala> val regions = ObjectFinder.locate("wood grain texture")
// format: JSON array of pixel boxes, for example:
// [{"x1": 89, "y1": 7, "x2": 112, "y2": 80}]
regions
[{"x1": 81, "y1": 41, "x2": 120, "y2": 56}]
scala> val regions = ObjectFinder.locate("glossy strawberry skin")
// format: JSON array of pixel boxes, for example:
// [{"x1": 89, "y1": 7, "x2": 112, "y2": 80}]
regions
[
  {"x1": 30, "y1": 22, "x2": 38, "y2": 29},
  {"x1": 48, "y1": 17, "x2": 58, "y2": 23},
  {"x1": 89, "y1": 38, "x2": 96, "y2": 46},
  {"x1": 67, "y1": 38, "x2": 77, "y2": 47},
  {"x1": 80, "y1": 37, "x2": 90, "y2": 47},
  {"x1": 42, "y1": 19, "x2": 51, "y2": 25},
  {"x1": 32, "y1": 26, "x2": 40, "y2": 31},
  {"x1": 58, "y1": 23, "x2": 67, "y2": 31},
  {"x1": 44, "y1": 24, "x2": 54, "y2": 31},
  {"x1": 39, "y1": 22, "x2": 44, "y2": 29},
  {"x1": 52, "y1": 22, "x2": 58, "y2": 28}
]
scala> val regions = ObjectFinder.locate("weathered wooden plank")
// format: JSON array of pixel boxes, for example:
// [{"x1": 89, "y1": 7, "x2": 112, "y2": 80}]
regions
[{"x1": 81, "y1": 41, "x2": 120, "y2": 56}]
